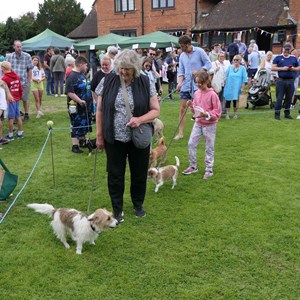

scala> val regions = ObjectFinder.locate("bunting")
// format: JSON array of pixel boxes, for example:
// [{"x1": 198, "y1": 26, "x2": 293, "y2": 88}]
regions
[{"x1": 196, "y1": 27, "x2": 294, "y2": 38}]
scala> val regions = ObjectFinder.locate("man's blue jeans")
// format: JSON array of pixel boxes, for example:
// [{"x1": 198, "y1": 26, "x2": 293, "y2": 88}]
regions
[
  {"x1": 45, "y1": 69, "x2": 54, "y2": 95},
  {"x1": 275, "y1": 79, "x2": 295, "y2": 117}
]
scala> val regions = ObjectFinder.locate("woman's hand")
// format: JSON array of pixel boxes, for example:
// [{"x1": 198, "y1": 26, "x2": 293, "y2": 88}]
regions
[
  {"x1": 96, "y1": 135, "x2": 104, "y2": 150},
  {"x1": 127, "y1": 117, "x2": 141, "y2": 128}
]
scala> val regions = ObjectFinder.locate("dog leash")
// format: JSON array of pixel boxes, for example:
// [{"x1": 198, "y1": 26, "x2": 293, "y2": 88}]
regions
[
  {"x1": 160, "y1": 89, "x2": 177, "y2": 104},
  {"x1": 87, "y1": 149, "x2": 98, "y2": 213},
  {"x1": 155, "y1": 103, "x2": 189, "y2": 169},
  {"x1": 84, "y1": 99, "x2": 93, "y2": 140}
]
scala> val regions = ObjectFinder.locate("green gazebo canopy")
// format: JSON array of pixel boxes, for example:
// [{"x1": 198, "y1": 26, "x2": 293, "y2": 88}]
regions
[
  {"x1": 74, "y1": 33, "x2": 129, "y2": 51},
  {"x1": 22, "y1": 29, "x2": 75, "y2": 51},
  {"x1": 118, "y1": 31, "x2": 181, "y2": 49}
]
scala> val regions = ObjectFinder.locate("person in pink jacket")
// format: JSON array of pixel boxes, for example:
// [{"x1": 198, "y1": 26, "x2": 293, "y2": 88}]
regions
[{"x1": 182, "y1": 70, "x2": 222, "y2": 179}]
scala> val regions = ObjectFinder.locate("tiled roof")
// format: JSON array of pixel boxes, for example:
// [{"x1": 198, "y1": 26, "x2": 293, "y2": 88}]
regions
[
  {"x1": 193, "y1": 0, "x2": 295, "y2": 32},
  {"x1": 67, "y1": 7, "x2": 98, "y2": 40}
]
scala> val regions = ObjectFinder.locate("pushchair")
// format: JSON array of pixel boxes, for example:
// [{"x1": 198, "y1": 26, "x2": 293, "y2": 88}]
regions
[{"x1": 246, "y1": 68, "x2": 273, "y2": 109}]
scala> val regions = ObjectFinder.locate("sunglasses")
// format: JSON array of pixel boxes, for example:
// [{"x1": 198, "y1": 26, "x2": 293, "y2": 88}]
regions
[
  {"x1": 149, "y1": 53, "x2": 156, "y2": 56},
  {"x1": 233, "y1": 59, "x2": 239, "y2": 62},
  {"x1": 144, "y1": 64, "x2": 151, "y2": 68}
]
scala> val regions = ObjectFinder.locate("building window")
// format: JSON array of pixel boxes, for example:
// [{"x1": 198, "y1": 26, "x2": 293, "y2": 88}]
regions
[
  {"x1": 273, "y1": 30, "x2": 286, "y2": 44},
  {"x1": 152, "y1": 0, "x2": 175, "y2": 9},
  {"x1": 115, "y1": 0, "x2": 135, "y2": 12},
  {"x1": 111, "y1": 30, "x2": 137, "y2": 37}
]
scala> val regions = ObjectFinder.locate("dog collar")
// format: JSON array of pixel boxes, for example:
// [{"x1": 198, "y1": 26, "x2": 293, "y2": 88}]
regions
[{"x1": 90, "y1": 224, "x2": 96, "y2": 232}]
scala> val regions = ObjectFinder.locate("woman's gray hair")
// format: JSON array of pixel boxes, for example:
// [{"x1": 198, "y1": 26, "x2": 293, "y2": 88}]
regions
[
  {"x1": 107, "y1": 46, "x2": 118, "y2": 56},
  {"x1": 65, "y1": 54, "x2": 75, "y2": 66},
  {"x1": 114, "y1": 49, "x2": 142, "y2": 77}
]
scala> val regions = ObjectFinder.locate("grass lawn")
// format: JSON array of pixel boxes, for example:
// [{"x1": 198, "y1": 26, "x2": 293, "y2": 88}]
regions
[{"x1": 1, "y1": 84, "x2": 300, "y2": 299}]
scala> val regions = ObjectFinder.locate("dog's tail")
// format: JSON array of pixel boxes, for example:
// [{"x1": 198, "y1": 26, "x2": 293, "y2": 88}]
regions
[
  {"x1": 27, "y1": 203, "x2": 55, "y2": 217},
  {"x1": 175, "y1": 156, "x2": 180, "y2": 168}
]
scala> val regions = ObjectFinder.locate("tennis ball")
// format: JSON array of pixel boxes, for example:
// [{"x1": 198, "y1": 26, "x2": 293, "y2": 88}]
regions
[{"x1": 47, "y1": 120, "x2": 54, "y2": 128}]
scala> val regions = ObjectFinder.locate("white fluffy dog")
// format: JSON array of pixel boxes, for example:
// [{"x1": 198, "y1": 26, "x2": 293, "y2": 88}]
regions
[
  {"x1": 27, "y1": 203, "x2": 117, "y2": 254},
  {"x1": 148, "y1": 156, "x2": 180, "y2": 192}
]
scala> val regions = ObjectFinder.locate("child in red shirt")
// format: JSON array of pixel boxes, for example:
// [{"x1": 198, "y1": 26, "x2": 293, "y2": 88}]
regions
[
  {"x1": 1, "y1": 61, "x2": 23, "y2": 140},
  {"x1": 0, "y1": 79, "x2": 13, "y2": 144}
]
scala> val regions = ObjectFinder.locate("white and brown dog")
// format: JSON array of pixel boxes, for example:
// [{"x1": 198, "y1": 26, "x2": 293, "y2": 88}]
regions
[
  {"x1": 27, "y1": 203, "x2": 117, "y2": 254},
  {"x1": 148, "y1": 156, "x2": 180, "y2": 192},
  {"x1": 149, "y1": 136, "x2": 167, "y2": 168}
]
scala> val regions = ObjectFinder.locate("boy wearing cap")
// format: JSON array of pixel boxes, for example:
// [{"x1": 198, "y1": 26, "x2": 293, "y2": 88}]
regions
[
  {"x1": 1, "y1": 61, "x2": 24, "y2": 140},
  {"x1": 272, "y1": 44, "x2": 300, "y2": 120}
]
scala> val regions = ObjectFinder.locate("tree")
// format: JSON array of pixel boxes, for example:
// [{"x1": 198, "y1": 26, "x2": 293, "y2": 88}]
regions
[
  {"x1": 2, "y1": 17, "x2": 25, "y2": 50},
  {"x1": 35, "y1": 0, "x2": 86, "y2": 36},
  {"x1": 0, "y1": 13, "x2": 37, "y2": 51},
  {"x1": 0, "y1": 23, "x2": 6, "y2": 49},
  {"x1": 18, "y1": 13, "x2": 37, "y2": 40}
]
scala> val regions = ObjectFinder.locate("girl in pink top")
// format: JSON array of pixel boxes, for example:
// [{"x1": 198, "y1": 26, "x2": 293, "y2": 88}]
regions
[{"x1": 182, "y1": 70, "x2": 222, "y2": 179}]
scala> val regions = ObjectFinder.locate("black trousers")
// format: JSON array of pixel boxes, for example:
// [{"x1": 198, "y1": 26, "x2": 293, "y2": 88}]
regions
[{"x1": 105, "y1": 140, "x2": 150, "y2": 214}]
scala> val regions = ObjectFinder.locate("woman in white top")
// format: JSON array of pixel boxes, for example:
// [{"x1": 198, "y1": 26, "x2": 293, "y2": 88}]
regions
[
  {"x1": 141, "y1": 57, "x2": 157, "y2": 92},
  {"x1": 210, "y1": 52, "x2": 230, "y2": 113},
  {"x1": 255, "y1": 51, "x2": 277, "y2": 82}
]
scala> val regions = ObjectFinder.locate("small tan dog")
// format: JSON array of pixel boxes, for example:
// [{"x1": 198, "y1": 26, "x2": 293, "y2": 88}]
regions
[
  {"x1": 149, "y1": 136, "x2": 167, "y2": 168},
  {"x1": 27, "y1": 203, "x2": 117, "y2": 254},
  {"x1": 148, "y1": 156, "x2": 180, "y2": 192},
  {"x1": 152, "y1": 118, "x2": 164, "y2": 140}
]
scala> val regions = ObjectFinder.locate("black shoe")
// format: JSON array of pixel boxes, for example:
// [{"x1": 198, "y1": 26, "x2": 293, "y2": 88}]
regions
[
  {"x1": 24, "y1": 114, "x2": 29, "y2": 121},
  {"x1": 71, "y1": 145, "x2": 83, "y2": 153},
  {"x1": 285, "y1": 115, "x2": 293, "y2": 119},
  {"x1": 20, "y1": 111, "x2": 24, "y2": 116},
  {"x1": 114, "y1": 211, "x2": 124, "y2": 224},
  {"x1": 134, "y1": 207, "x2": 146, "y2": 218},
  {"x1": 275, "y1": 115, "x2": 281, "y2": 120}
]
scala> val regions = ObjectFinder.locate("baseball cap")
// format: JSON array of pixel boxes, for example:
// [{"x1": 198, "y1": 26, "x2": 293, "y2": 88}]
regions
[{"x1": 283, "y1": 44, "x2": 292, "y2": 50}]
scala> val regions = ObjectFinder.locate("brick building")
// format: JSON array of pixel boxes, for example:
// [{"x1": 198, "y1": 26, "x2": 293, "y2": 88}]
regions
[
  {"x1": 69, "y1": 0, "x2": 217, "y2": 39},
  {"x1": 289, "y1": 0, "x2": 300, "y2": 49},
  {"x1": 192, "y1": 0, "x2": 300, "y2": 54},
  {"x1": 95, "y1": 0, "x2": 212, "y2": 37},
  {"x1": 68, "y1": 0, "x2": 300, "y2": 53}
]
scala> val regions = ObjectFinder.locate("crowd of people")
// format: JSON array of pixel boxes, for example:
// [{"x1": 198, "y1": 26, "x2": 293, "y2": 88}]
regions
[
  {"x1": 0, "y1": 41, "x2": 82, "y2": 145},
  {"x1": 1, "y1": 36, "x2": 300, "y2": 223},
  {"x1": 156, "y1": 37, "x2": 300, "y2": 125}
]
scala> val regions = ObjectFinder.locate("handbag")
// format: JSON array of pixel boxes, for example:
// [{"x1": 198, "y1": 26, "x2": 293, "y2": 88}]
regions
[
  {"x1": 211, "y1": 62, "x2": 222, "y2": 93},
  {"x1": 0, "y1": 159, "x2": 18, "y2": 201},
  {"x1": 120, "y1": 77, "x2": 153, "y2": 149},
  {"x1": 131, "y1": 123, "x2": 153, "y2": 149}
]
